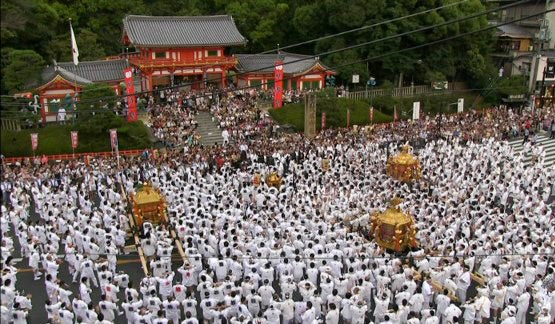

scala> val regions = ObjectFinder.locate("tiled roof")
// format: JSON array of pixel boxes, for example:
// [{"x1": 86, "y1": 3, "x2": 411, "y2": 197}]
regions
[
  {"x1": 496, "y1": 24, "x2": 534, "y2": 39},
  {"x1": 236, "y1": 52, "x2": 333, "y2": 75},
  {"x1": 123, "y1": 15, "x2": 247, "y2": 47},
  {"x1": 41, "y1": 59, "x2": 128, "y2": 85}
]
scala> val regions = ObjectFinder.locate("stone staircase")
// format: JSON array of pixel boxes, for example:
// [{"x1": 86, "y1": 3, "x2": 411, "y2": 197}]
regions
[{"x1": 195, "y1": 111, "x2": 224, "y2": 146}]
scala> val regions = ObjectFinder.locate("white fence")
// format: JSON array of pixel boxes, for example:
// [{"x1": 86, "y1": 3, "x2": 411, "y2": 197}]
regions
[{"x1": 347, "y1": 82, "x2": 466, "y2": 100}]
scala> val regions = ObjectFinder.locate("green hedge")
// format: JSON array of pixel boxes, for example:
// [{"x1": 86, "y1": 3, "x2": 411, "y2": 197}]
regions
[
  {"x1": 1, "y1": 114, "x2": 152, "y2": 157},
  {"x1": 269, "y1": 98, "x2": 393, "y2": 132},
  {"x1": 367, "y1": 92, "x2": 484, "y2": 119}
]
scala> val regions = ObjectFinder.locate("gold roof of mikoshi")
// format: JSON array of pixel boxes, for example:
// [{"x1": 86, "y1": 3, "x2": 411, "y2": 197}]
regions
[
  {"x1": 374, "y1": 197, "x2": 413, "y2": 225},
  {"x1": 133, "y1": 183, "x2": 164, "y2": 205},
  {"x1": 389, "y1": 145, "x2": 420, "y2": 166}
]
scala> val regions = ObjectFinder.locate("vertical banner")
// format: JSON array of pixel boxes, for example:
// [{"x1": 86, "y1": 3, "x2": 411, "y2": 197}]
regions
[
  {"x1": 394, "y1": 105, "x2": 398, "y2": 122},
  {"x1": 412, "y1": 101, "x2": 420, "y2": 120},
  {"x1": 71, "y1": 131, "x2": 79, "y2": 149},
  {"x1": 321, "y1": 112, "x2": 326, "y2": 130},
  {"x1": 273, "y1": 60, "x2": 283, "y2": 109},
  {"x1": 457, "y1": 98, "x2": 464, "y2": 113},
  {"x1": 31, "y1": 133, "x2": 38, "y2": 152},
  {"x1": 347, "y1": 109, "x2": 351, "y2": 128},
  {"x1": 369, "y1": 106, "x2": 374, "y2": 124},
  {"x1": 110, "y1": 129, "x2": 119, "y2": 152},
  {"x1": 124, "y1": 68, "x2": 138, "y2": 122}
]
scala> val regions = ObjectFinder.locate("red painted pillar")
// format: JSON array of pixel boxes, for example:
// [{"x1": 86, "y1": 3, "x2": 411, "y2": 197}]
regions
[
  {"x1": 148, "y1": 73, "x2": 153, "y2": 93},
  {"x1": 221, "y1": 69, "x2": 226, "y2": 88}
]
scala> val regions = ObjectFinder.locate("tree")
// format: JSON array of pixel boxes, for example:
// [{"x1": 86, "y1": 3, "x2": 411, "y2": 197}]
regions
[
  {"x1": 78, "y1": 83, "x2": 117, "y2": 119},
  {"x1": 47, "y1": 28, "x2": 106, "y2": 62},
  {"x1": 3, "y1": 49, "x2": 45, "y2": 94},
  {"x1": 225, "y1": 0, "x2": 290, "y2": 52}
]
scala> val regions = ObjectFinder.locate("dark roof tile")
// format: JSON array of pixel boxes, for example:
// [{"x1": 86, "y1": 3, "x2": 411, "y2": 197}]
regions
[{"x1": 123, "y1": 15, "x2": 247, "y2": 47}]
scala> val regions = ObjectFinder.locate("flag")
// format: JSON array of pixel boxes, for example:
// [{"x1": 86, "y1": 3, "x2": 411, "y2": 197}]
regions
[
  {"x1": 273, "y1": 60, "x2": 283, "y2": 109},
  {"x1": 71, "y1": 131, "x2": 78, "y2": 149},
  {"x1": 394, "y1": 105, "x2": 398, "y2": 122},
  {"x1": 31, "y1": 133, "x2": 38, "y2": 151},
  {"x1": 70, "y1": 20, "x2": 79, "y2": 66},
  {"x1": 110, "y1": 129, "x2": 119, "y2": 152}
]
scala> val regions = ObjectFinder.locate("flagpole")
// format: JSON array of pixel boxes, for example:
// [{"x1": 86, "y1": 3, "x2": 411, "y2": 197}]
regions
[{"x1": 69, "y1": 18, "x2": 79, "y2": 117}]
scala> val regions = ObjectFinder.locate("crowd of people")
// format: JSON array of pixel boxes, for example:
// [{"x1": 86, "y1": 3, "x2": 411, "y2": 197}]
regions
[{"x1": 1, "y1": 100, "x2": 554, "y2": 324}]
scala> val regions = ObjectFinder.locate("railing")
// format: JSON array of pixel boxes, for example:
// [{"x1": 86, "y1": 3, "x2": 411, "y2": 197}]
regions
[
  {"x1": 3, "y1": 149, "x2": 148, "y2": 164},
  {"x1": 347, "y1": 82, "x2": 466, "y2": 100},
  {"x1": 1, "y1": 118, "x2": 21, "y2": 131},
  {"x1": 129, "y1": 56, "x2": 237, "y2": 68}
]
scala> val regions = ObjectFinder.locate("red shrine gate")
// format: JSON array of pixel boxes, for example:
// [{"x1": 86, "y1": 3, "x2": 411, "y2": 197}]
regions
[{"x1": 122, "y1": 15, "x2": 247, "y2": 92}]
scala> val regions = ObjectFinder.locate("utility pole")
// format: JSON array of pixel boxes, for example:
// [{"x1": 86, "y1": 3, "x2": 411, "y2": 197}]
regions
[{"x1": 528, "y1": 1, "x2": 551, "y2": 103}]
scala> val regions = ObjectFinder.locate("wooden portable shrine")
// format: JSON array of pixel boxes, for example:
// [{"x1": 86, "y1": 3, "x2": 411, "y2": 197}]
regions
[
  {"x1": 130, "y1": 182, "x2": 167, "y2": 228},
  {"x1": 370, "y1": 197, "x2": 418, "y2": 252},
  {"x1": 265, "y1": 172, "x2": 282, "y2": 188},
  {"x1": 386, "y1": 144, "x2": 422, "y2": 182}
]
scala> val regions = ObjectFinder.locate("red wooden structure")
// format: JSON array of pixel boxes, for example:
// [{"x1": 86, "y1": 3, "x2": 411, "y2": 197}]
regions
[{"x1": 122, "y1": 15, "x2": 247, "y2": 91}]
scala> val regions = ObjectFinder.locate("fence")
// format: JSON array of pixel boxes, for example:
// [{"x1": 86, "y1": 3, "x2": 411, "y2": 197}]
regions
[
  {"x1": 347, "y1": 82, "x2": 467, "y2": 101},
  {"x1": 1, "y1": 118, "x2": 21, "y2": 131},
  {"x1": 3, "y1": 149, "x2": 147, "y2": 164}
]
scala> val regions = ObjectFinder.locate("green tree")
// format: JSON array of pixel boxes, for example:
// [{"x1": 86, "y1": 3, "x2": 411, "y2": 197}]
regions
[
  {"x1": 225, "y1": 0, "x2": 289, "y2": 52},
  {"x1": 3, "y1": 49, "x2": 45, "y2": 94},
  {"x1": 75, "y1": 0, "x2": 149, "y2": 54},
  {"x1": 47, "y1": 28, "x2": 106, "y2": 62},
  {"x1": 78, "y1": 83, "x2": 117, "y2": 118}
]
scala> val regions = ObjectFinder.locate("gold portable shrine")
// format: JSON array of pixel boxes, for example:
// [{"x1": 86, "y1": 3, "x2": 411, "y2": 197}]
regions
[
  {"x1": 370, "y1": 197, "x2": 418, "y2": 252},
  {"x1": 130, "y1": 182, "x2": 167, "y2": 228},
  {"x1": 386, "y1": 144, "x2": 422, "y2": 182}
]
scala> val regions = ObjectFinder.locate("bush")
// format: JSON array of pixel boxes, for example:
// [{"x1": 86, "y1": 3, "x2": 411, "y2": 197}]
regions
[
  {"x1": 269, "y1": 97, "x2": 392, "y2": 132},
  {"x1": 1, "y1": 114, "x2": 152, "y2": 157}
]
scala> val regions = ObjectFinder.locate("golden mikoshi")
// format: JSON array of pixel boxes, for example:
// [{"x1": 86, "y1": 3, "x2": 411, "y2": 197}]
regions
[
  {"x1": 386, "y1": 144, "x2": 422, "y2": 182},
  {"x1": 265, "y1": 172, "x2": 282, "y2": 188},
  {"x1": 130, "y1": 182, "x2": 167, "y2": 228},
  {"x1": 370, "y1": 197, "x2": 418, "y2": 252}
]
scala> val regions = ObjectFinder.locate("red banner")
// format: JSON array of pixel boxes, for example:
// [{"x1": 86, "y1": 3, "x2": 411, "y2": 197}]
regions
[
  {"x1": 71, "y1": 131, "x2": 78, "y2": 149},
  {"x1": 110, "y1": 129, "x2": 119, "y2": 152},
  {"x1": 273, "y1": 60, "x2": 283, "y2": 109},
  {"x1": 30, "y1": 133, "x2": 38, "y2": 151},
  {"x1": 321, "y1": 112, "x2": 326, "y2": 130},
  {"x1": 370, "y1": 106, "x2": 374, "y2": 123},
  {"x1": 124, "y1": 68, "x2": 138, "y2": 122}
]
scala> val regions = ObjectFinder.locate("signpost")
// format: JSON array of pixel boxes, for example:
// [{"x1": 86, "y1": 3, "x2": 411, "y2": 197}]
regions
[
  {"x1": 457, "y1": 98, "x2": 464, "y2": 113},
  {"x1": 412, "y1": 102, "x2": 420, "y2": 120}
]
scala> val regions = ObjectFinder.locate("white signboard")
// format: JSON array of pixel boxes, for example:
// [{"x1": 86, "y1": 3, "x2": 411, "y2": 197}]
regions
[
  {"x1": 412, "y1": 101, "x2": 420, "y2": 120},
  {"x1": 457, "y1": 98, "x2": 464, "y2": 113},
  {"x1": 352, "y1": 74, "x2": 360, "y2": 83}
]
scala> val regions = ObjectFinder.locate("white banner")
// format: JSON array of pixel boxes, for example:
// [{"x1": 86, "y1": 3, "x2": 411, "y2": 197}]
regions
[
  {"x1": 412, "y1": 101, "x2": 420, "y2": 120},
  {"x1": 352, "y1": 75, "x2": 360, "y2": 83},
  {"x1": 457, "y1": 98, "x2": 464, "y2": 113}
]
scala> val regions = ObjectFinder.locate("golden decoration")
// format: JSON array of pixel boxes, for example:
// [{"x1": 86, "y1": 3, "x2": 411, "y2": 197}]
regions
[
  {"x1": 370, "y1": 197, "x2": 418, "y2": 252},
  {"x1": 130, "y1": 182, "x2": 167, "y2": 228},
  {"x1": 386, "y1": 144, "x2": 422, "y2": 182},
  {"x1": 322, "y1": 158, "x2": 330, "y2": 172},
  {"x1": 252, "y1": 173, "x2": 261, "y2": 187},
  {"x1": 265, "y1": 172, "x2": 282, "y2": 188}
]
